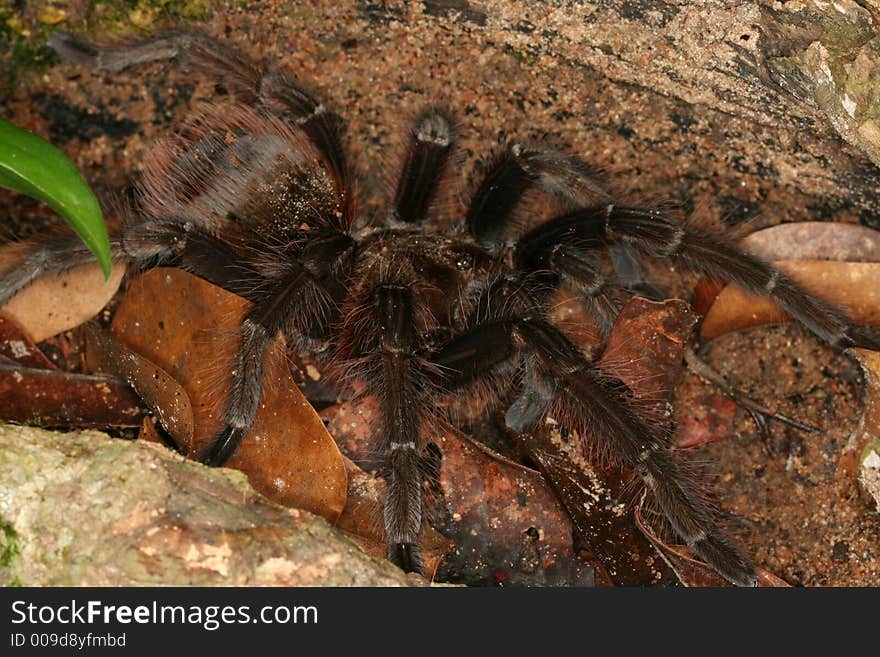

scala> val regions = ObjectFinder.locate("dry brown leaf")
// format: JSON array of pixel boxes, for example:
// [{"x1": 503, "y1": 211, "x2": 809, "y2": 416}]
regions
[
  {"x1": 0, "y1": 243, "x2": 126, "y2": 342},
  {"x1": 0, "y1": 360, "x2": 143, "y2": 428},
  {"x1": 602, "y1": 298, "x2": 698, "y2": 403},
  {"x1": 0, "y1": 313, "x2": 57, "y2": 369},
  {"x1": 674, "y1": 394, "x2": 737, "y2": 449},
  {"x1": 111, "y1": 268, "x2": 348, "y2": 524},
  {"x1": 516, "y1": 435, "x2": 667, "y2": 586},
  {"x1": 700, "y1": 261, "x2": 880, "y2": 341},
  {"x1": 85, "y1": 323, "x2": 194, "y2": 452}
]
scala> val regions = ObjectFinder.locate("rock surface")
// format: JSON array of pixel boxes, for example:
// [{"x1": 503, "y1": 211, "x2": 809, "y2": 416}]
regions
[{"x1": 0, "y1": 424, "x2": 413, "y2": 586}]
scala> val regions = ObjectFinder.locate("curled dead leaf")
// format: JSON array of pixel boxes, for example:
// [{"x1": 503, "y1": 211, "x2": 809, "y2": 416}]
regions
[
  {"x1": 110, "y1": 268, "x2": 348, "y2": 524},
  {"x1": 700, "y1": 261, "x2": 880, "y2": 341},
  {"x1": 515, "y1": 429, "x2": 668, "y2": 586},
  {"x1": 0, "y1": 243, "x2": 126, "y2": 342},
  {"x1": 85, "y1": 322, "x2": 194, "y2": 452},
  {"x1": 0, "y1": 360, "x2": 143, "y2": 428},
  {"x1": 741, "y1": 222, "x2": 880, "y2": 263}
]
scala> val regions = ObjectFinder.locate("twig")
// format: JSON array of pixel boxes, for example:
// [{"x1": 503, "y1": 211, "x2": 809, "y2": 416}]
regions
[{"x1": 684, "y1": 345, "x2": 822, "y2": 436}]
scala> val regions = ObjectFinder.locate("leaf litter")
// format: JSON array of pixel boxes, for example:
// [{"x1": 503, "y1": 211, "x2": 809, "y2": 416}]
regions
[
  {"x1": 0, "y1": 308, "x2": 143, "y2": 428},
  {"x1": 110, "y1": 268, "x2": 348, "y2": 524},
  {"x1": 683, "y1": 220, "x2": 880, "y2": 584}
]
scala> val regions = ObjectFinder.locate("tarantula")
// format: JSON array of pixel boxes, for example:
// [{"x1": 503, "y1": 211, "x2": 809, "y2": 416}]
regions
[{"x1": 2, "y1": 30, "x2": 877, "y2": 587}]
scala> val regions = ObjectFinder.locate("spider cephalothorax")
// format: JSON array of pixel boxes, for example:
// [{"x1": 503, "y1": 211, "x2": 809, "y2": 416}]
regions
[{"x1": 3, "y1": 31, "x2": 878, "y2": 586}]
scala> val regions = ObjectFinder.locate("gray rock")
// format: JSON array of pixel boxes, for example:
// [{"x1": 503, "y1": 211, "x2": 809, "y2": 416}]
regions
[{"x1": 0, "y1": 424, "x2": 414, "y2": 586}]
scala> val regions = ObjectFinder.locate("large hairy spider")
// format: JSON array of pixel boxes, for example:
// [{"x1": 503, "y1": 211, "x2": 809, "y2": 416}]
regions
[{"x1": 2, "y1": 31, "x2": 877, "y2": 587}]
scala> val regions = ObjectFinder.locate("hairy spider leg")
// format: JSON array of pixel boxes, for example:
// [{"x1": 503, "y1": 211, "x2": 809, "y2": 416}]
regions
[
  {"x1": 546, "y1": 245, "x2": 626, "y2": 336},
  {"x1": 120, "y1": 214, "x2": 354, "y2": 470},
  {"x1": 48, "y1": 31, "x2": 355, "y2": 229},
  {"x1": 517, "y1": 205, "x2": 880, "y2": 351},
  {"x1": 337, "y1": 263, "x2": 436, "y2": 574},
  {"x1": 336, "y1": 108, "x2": 466, "y2": 571},
  {"x1": 433, "y1": 277, "x2": 758, "y2": 586},
  {"x1": 0, "y1": 214, "x2": 196, "y2": 307},
  {"x1": 168, "y1": 229, "x2": 266, "y2": 299},
  {"x1": 390, "y1": 109, "x2": 456, "y2": 224},
  {"x1": 0, "y1": 235, "x2": 118, "y2": 307},
  {"x1": 0, "y1": 213, "x2": 347, "y2": 469},
  {"x1": 200, "y1": 243, "x2": 349, "y2": 465},
  {"x1": 464, "y1": 144, "x2": 629, "y2": 331},
  {"x1": 464, "y1": 143, "x2": 608, "y2": 249},
  {"x1": 375, "y1": 284, "x2": 429, "y2": 572}
]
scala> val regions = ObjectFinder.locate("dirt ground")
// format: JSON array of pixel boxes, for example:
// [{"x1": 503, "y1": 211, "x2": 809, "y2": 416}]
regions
[
  {"x1": 679, "y1": 326, "x2": 878, "y2": 586},
  {"x1": 2, "y1": 0, "x2": 879, "y2": 586}
]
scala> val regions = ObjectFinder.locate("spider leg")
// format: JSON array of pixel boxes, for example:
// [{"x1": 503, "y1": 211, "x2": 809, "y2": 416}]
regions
[
  {"x1": 168, "y1": 229, "x2": 263, "y2": 299},
  {"x1": 465, "y1": 143, "x2": 609, "y2": 250},
  {"x1": 363, "y1": 284, "x2": 430, "y2": 572},
  {"x1": 511, "y1": 318, "x2": 756, "y2": 587},
  {"x1": 0, "y1": 214, "x2": 281, "y2": 309},
  {"x1": 517, "y1": 204, "x2": 880, "y2": 350},
  {"x1": 0, "y1": 235, "x2": 123, "y2": 307},
  {"x1": 0, "y1": 212, "x2": 197, "y2": 307},
  {"x1": 48, "y1": 31, "x2": 354, "y2": 227},
  {"x1": 433, "y1": 278, "x2": 757, "y2": 587},
  {"x1": 464, "y1": 143, "x2": 641, "y2": 331},
  {"x1": 465, "y1": 144, "x2": 666, "y2": 302},
  {"x1": 341, "y1": 264, "x2": 438, "y2": 573},
  {"x1": 201, "y1": 233, "x2": 354, "y2": 465},
  {"x1": 609, "y1": 243, "x2": 667, "y2": 301},
  {"x1": 546, "y1": 245, "x2": 625, "y2": 337},
  {"x1": 389, "y1": 109, "x2": 455, "y2": 224},
  {"x1": 376, "y1": 285, "x2": 427, "y2": 572},
  {"x1": 203, "y1": 314, "x2": 273, "y2": 466}
]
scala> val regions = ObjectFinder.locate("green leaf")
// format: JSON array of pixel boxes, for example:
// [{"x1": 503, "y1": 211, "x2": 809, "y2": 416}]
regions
[{"x1": 0, "y1": 118, "x2": 111, "y2": 279}]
